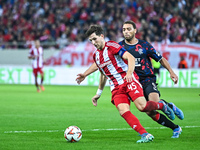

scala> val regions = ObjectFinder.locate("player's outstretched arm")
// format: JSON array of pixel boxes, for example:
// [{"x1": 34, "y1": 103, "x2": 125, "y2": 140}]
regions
[
  {"x1": 76, "y1": 63, "x2": 98, "y2": 84},
  {"x1": 122, "y1": 51, "x2": 135, "y2": 83},
  {"x1": 160, "y1": 57, "x2": 178, "y2": 84},
  {"x1": 92, "y1": 72, "x2": 107, "y2": 107},
  {"x1": 92, "y1": 95, "x2": 100, "y2": 107},
  {"x1": 28, "y1": 55, "x2": 37, "y2": 59}
]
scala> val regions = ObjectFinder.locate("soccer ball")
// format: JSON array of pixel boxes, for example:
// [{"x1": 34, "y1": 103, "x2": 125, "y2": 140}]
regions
[{"x1": 64, "y1": 126, "x2": 82, "y2": 142}]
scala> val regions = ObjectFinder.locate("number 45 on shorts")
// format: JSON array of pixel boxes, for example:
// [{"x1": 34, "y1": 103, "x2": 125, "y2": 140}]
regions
[
  {"x1": 127, "y1": 82, "x2": 137, "y2": 90},
  {"x1": 127, "y1": 81, "x2": 144, "y2": 97}
]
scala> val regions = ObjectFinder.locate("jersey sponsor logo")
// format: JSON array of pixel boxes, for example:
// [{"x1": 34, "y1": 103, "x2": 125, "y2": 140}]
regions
[
  {"x1": 99, "y1": 60, "x2": 112, "y2": 68},
  {"x1": 135, "y1": 58, "x2": 141, "y2": 67}
]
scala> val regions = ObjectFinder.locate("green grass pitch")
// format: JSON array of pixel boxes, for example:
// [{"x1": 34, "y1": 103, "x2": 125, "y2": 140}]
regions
[{"x1": 0, "y1": 84, "x2": 199, "y2": 150}]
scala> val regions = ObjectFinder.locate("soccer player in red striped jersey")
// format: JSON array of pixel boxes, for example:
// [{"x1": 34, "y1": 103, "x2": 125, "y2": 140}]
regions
[
  {"x1": 28, "y1": 40, "x2": 45, "y2": 93},
  {"x1": 76, "y1": 25, "x2": 175, "y2": 143}
]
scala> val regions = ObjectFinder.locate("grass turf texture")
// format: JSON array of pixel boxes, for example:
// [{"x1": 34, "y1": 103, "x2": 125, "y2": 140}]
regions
[{"x1": 0, "y1": 84, "x2": 199, "y2": 150}]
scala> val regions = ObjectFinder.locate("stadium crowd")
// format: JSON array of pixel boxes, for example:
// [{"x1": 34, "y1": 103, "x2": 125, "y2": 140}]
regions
[{"x1": 0, "y1": 0, "x2": 200, "y2": 49}]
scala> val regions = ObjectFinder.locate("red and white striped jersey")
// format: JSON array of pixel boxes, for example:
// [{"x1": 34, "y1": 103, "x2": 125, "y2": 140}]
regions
[
  {"x1": 29, "y1": 46, "x2": 44, "y2": 69},
  {"x1": 93, "y1": 41, "x2": 138, "y2": 91}
]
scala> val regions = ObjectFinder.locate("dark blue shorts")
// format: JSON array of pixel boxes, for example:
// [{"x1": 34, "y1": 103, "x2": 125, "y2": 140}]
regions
[{"x1": 142, "y1": 80, "x2": 160, "y2": 101}]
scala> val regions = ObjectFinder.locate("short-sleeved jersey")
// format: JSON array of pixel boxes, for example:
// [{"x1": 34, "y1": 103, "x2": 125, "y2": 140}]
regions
[
  {"x1": 29, "y1": 46, "x2": 44, "y2": 69},
  {"x1": 93, "y1": 41, "x2": 139, "y2": 91},
  {"x1": 118, "y1": 39, "x2": 162, "y2": 84}
]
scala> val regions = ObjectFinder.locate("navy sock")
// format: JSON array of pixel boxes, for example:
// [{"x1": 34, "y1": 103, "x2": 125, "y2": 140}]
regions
[{"x1": 157, "y1": 114, "x2": 178, "y2": 130}]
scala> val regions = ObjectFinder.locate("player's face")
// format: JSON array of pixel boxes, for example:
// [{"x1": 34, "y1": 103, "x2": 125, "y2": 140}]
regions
[
  {"x1": 88, "y1": 33, "x2": 105, "y2": 50},
  {"x1": 35, "y1": 40, "x2": 40, "y2": 48},
  {"x1": 122, "y1": 24, "x2": 136, "y2": 41}
]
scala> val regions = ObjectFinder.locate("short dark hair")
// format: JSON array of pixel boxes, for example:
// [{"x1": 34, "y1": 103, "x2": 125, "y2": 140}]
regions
[
  {"x1": 123, "y1": 20, "x2": 136, "y2": 29},
  {"x1": 85, "y1": 25, "x2": 104, "y2": 37}
]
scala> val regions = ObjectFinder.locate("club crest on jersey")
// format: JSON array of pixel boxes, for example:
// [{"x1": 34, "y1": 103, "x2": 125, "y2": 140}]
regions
[{"x1": 138, "y1": 48, "x2": 143, "y2": 55}]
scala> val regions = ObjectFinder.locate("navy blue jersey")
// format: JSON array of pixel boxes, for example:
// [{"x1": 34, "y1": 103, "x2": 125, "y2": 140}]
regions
[{"x1": 118, "y1": 39, "x2": 162, "y2": 84}]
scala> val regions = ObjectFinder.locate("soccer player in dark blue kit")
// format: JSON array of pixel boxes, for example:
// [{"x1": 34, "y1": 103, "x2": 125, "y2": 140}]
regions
[{"x1": 118, "y1": 20, "x2": 184, "y2": 138}]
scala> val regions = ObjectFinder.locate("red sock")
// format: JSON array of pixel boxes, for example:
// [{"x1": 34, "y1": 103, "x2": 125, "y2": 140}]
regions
[
  {"x1": 141, "y1": 101, "x2": 163, "y2": 112},
  {"x1": 121, "y1": 111, "x2": 147, "y2": 135}
]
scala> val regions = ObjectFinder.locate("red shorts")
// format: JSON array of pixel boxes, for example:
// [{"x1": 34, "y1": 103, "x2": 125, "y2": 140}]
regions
[
  {"x1": 111, "y1": 80, "x2": 144, "y2": 107},
  {"x1": 33, "y1": 68, "x2": 43, "y2": 76}
]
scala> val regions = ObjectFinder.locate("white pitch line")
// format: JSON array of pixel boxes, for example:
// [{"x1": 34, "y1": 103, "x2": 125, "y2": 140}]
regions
[{"x1": 3, "y1": 126, "x2": 200, "y2": 134}]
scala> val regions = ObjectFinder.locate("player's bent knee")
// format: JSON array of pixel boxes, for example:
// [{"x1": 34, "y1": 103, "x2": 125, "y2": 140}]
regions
[
  {"x1": 120, "y1": 110, "x2": 129, "y2": 116},
  {"x1": 117, "y1": 103, "x2": 130, "y2": 116},
  {"x1": 118, "y1": 109, "x2": 129, "y2": 116},
  {"x1": 148, "y1": 93, "x2": 160, "y2": 102},
  {"x1": 134, "y1": 97, "x2": 147, "y2": 111},
  {"x1": 138, "y1": 105, "x2": 146, "y2": 112}
]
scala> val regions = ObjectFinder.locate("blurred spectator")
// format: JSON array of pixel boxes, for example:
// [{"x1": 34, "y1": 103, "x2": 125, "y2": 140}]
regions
[
  {"x1": 0, "y1": 0, "x2": 199, "y2": 49},
  {"x1": 178, "y1": 56, "x2": 188, "y2": 68},
  {"x1": 56, "y1": 30, "x2": 69, "y2": 49}
]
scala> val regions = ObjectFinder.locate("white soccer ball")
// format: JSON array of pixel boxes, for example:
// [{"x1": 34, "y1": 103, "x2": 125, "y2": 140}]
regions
[{"x1": 64, "y1": 126, "x2": 82, "y2": 142}]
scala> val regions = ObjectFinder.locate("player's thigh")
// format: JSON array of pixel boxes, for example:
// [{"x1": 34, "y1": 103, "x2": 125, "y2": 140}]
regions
[
  {"x1": 113, "y1": 93, "x2": 130, "y2": 115},
  {"x1": 148, "y1": 92, "x2": 160, "y2": 102},
  {"x1": 113, "y1": 93, "x2": 130, "y2": 107},
  {"x1": 143, "y1": 81, "x2": 160, "y2": 101},
  {"x1": 117, "y1": 103, "x2": 130, "y2": 115},
  {"x1": 126, "y1": 81, "x2": 147, "y2": 111},
  {"x1": 33, "y1": 68, "x2": 38, "y2": 77},
  {"x1": 127, "y1": 80, "x2": 144, "y2": 102},
  {"x1": 38, "y1": 68, "x2": 44, "y2": 75}
]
